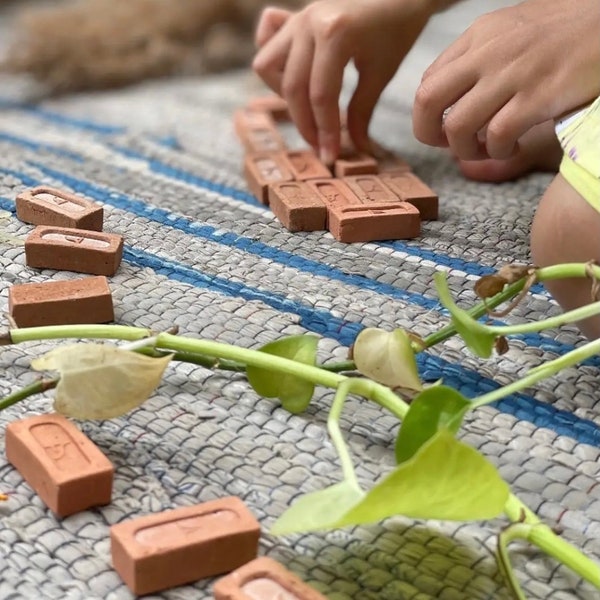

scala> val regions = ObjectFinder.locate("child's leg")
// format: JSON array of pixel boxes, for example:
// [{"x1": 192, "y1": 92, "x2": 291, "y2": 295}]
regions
[{"x1": 530, "y1": 173, "x2": 600, "y2": 340}]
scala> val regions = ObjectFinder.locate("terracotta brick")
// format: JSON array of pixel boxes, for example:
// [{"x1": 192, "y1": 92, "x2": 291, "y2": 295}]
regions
[
  {"x1": 244, "y1": 153, "x2": 294, "y2": 204},
  {"x1": 280, "y1": 150, "x2": 331, "y2": 181},
  {"x1": 334, "y1": 152, "x2": 378, "y2": 177},
  {"x1": 380, "y1": 172, "x2": 439, "y2": 220},
  {"x1": 342, "y1": 174, "x2": 399, "y2": 204},
  {"x1": 233, "y1": 109, "x2": 286, "y2": 154},
  {"x1": 16, "y1": 187, "x2": 103, "y2": 231},
  {"x1": 5, "y1": 413, "x2": 114, "y2": 517},
  {"x1": 307, "y1": 178, "x2": 420, "y2": 242},
  {"x1": 334, "y1": 119, "x2": 379, "y2": 177},
  {"x1": 214, "y1": 556, "x2": 327, "y2": 600},
  {"x1": 268, "y1": 181, "x2": 327, "y2": 232},
  {"x1": 8, "y1": 276, "x2": 114, "y2": 327},
  {"x1": 25, "y1": 226, "x2": 124, "y2": 276},
  {"x1": 247, "y1": 95, "x2": 290, "y2": 121},
  {"x1": 111, "y1": 496, "x2": 260, "y2": 596}
]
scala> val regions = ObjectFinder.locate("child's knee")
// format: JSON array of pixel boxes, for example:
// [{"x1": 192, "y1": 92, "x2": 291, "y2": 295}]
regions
[{"x1": 531, "y1": 173, "x2": 600, "y2": 267}]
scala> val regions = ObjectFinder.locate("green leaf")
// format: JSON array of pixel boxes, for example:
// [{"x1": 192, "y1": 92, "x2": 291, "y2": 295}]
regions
[
  {"x1": 246, "y1": 335, "x2": 318, "y2": 413},
  {"x1": 337, "y1": 430, "x2": 509, "y2": 525},
  {"x1": 353, "y1": 328, "x2": 422, "y2": 390},
  {"x1": 31, "y1": 343, "x2": 172, "y2": 419},
  {"x1": 435, "y1": 272, "x2": 496, "y2": 358},
  {"x1": 395, "y1": 386, "x2": 470, "y2": 464},
  {"x1": 271, "y1": 480, "x2": 365, "y2": 535}
]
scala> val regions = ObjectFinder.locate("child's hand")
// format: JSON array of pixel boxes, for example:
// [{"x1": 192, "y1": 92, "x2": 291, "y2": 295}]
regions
[
  {"x1": 413, "y1": 0, "x2": 600, "y2": 161},
  {"x1": 252, "y1": 0, "x2": 434, "y2": 163}
]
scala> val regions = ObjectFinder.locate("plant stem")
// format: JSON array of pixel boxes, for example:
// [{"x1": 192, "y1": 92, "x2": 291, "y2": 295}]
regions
[
  {"x1": 423, "y1": 279, "x2": 527, "y2": 349},
  {"x1": 528, "y1": 524, "x2": 600, "y2": 588},
  {"x1": 0, "y1": 377, "x2": 58, "y2": 411},
  {"x1": 487, "y1": 302, "x2": 600, "y2": 336},
  {"x1": 8, "y1": 324, "x2": 153, "y2": 343},
  {"x1": 155, "y1": 332, "x2": 411, "y2": 419},
  {"x1": 471, "y1": 337, "x2": 600, "y2": 409},
  {"x1": 328, "y1": 380, "x2": 364, "y2": 486}
]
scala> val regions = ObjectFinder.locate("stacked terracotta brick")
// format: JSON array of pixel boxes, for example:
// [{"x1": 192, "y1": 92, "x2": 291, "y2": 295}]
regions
[
  {"x1": 9, "y1": 186, "x2": 123, "y2": 326},
  {"x1": 237, "y1": 94, "x2": 439, "y2": 243}
]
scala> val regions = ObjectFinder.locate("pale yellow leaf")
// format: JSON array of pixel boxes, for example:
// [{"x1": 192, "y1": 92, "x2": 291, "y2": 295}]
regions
[{"x1": 32, "y1": 343, "x2": 172, "y2": 419}]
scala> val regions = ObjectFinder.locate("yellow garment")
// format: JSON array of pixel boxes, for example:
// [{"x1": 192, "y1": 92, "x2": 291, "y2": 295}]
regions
[{"x1": 555, "y1": 97, "x2": 600, "y2": 212}]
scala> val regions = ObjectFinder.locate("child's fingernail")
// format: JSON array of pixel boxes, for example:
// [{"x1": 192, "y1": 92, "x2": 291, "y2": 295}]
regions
[{"x1": 319, "y1": 147, "x2": 335, "y2": 166}]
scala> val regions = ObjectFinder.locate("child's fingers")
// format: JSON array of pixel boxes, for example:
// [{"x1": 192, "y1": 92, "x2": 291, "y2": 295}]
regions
[
  {"x1": 346, "y1": 71, "x2": 390, "y2": 153},
  {"x1": 485, "y1": 99, "x2": 544, "y2": 160},
  {"x1": 254, "y1": 7, "x2": 292, "y2": 49},
  {"x1": 282, "y1": 36, "x2": 319, "y2": 149},
  {"x1": 310, "y1": 41, "x2": 347, "y2": 164},
  {"x1": 442, "y1": 81, "x2": 511, "y2": 160},
  {"x1": 413, "y1": 65, "x2": 475, "y2": 147},
  {"x1": 252, "y1": 22, "x2": 294, "y2": 94},
  {"x1": 421, "y1": 34, "x2": 469, "y2": 83}
]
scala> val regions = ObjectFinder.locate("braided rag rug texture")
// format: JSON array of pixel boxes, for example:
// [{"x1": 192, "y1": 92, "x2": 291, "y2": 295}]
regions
[{"x1": 0, "y1": 2, "x2": 599, "y2": 599}]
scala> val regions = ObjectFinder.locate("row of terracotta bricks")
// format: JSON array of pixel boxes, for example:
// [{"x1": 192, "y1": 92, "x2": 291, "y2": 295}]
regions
[
  {"x1": 235, "y1": 96, "x2": 439, "y2": 242},
  {"x1": 5, "y1": 413, "x2": 325, "y2": 598},
  {"x1": 8, "y1": 186, "x2": 124, "y2": 327}
]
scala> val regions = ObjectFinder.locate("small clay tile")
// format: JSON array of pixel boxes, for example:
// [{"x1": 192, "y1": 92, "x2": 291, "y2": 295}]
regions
[
  {"x1": 307, "y1": 178, "x2": 420, "y2": 242},
  {"x1": 328, "y1": 201, "x2": 420, "y2": 243},
  {"x1": 8, "y1": 276, "x2": 114, "y2": 327},
  {"x1": 333, "y1": 152, "x2": 378, "y2": 178},
  {"x1": 334, "y1": 118, "x2": 379, "y2": 177},
  {"x1": 16, "y1": 186, "x2": 104, "y2": 231},
  {"x1": 25, "y1": 226, "x2": 124, "y2": 276},
  {"x1": 6, "y1": 413, "x2": 114, "y2": 517},
  {"x1": 342, "y1": 175, "x2": 399, "y2": 204},
  {"x1": 380, "y1": 172, "x2": 439, "y2": 220},
  {"x1": 268, "y1": 181, "x2": 327, "y2": 232},
  {"x1": 246, "y1": 95, "x2": 290, "y2": 121},
  {"x1": 244, "y1": 153, "x2": 294, "y2": 204},
  {"x1": 279, "y1": 150, "x2": 332, "y2": 181},
  {"x1": 233, "y1": 108, "x2": 286, "y2": 154},
  {"x1": 110, "y1": 496, "x2": 260, "y2": 596},
  {"x1": 214, "y1": 556, "x2": 327, "y2": 600}
]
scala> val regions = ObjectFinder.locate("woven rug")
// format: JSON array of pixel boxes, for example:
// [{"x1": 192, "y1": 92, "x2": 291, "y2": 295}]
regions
[{"x1": 1, "y1": 2, "x2": 599, "y2": 599}]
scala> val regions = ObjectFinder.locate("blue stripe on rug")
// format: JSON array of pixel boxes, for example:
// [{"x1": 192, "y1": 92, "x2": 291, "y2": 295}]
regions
[
  {"x1": 0, "y1": 119, "x2": 509, "y2": 279},
  {"x1": 1, "y1": 193, "x2": 599, "y2": 448}
]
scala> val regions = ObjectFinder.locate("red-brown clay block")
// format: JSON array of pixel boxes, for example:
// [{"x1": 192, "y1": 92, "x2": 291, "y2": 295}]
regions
[
  {"x1": 214, "y1": 556, "x2": 327, "y2": 600},
  {"x1": 8, "y1": 276, "x2": 114, "y2": 327},
  {"x1": 268, "y1": 181, "x2": 327, "y2": 232},
  {"x1": 233, "y1": 108, "x2": 286, "y2": 154},
  {"x1": 334, "y1": 121, "x2": 379, "y2": 177},
  {"x1": 16, "y1": 187, "x2": 103, "y2": 231},
  {"x1": 244, "y1": 153, "x2": 294, "y2": 204},
  {"x1": 280, "y1": 150, "x2": 332, "y2": 181},
  {"x1": 334, "y1": 151, "x2": 378, "y2": 178},
  {"x1": 308, "y1": 178, "x2": 420, "y2": 242},
  {"x1": 380, "y1": 172, "x2": 439, "y2": 220},
  {"x1": 342, "y1": 174, "x2": 399, "y2": 204},
  {"x1": 247, "y1": 95, "x2": 290, "y2": 121},
  {"x1": 25, "y1": 226, "x2": 124, "y2": 276},
  {"x1": 5, "y1": 413, "x2": 114, "y2": 517},
  {"x1": 110, "y1": 496, "x2": 260, "y2": 596}
]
